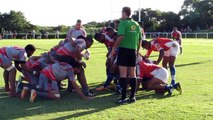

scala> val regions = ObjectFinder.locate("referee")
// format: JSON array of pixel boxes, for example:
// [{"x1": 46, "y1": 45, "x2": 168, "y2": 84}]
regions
[{"x1": 111, "y1": 7, "x2": 142, "y2": 103}]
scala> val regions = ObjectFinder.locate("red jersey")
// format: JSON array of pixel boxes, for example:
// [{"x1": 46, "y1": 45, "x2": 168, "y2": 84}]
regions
[
  {"x1": 171, "y1": 30, "x2": 181, "y2": 40},
  {"x1": 139, "y1": 61, "x2": 160, "y2": 78},
  {"x1": 146, "y1": 38, "x2": 173, "y2": 57},
  {"x1": 25, "y1": 58, "x2": 37, "y2": 69}
]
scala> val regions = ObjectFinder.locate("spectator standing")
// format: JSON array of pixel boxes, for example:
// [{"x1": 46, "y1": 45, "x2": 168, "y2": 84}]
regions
[
  {"x1": 55, "y1": 30, "x2": 60, "y2": 39},
  {"x1": 32, "y1": 29, "x2": 36, "y2": 39},
  {"x1": 13, "y1": 30, "x2": 17, "y2": 39}
]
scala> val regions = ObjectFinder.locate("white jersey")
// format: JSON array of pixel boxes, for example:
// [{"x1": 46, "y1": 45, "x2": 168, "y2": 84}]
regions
[{"x1": 67, "y1": 28, "x2": 87, "y2": 39}]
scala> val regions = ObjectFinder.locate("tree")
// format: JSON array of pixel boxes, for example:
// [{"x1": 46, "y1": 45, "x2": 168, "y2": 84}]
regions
[
  {"x1": 0, "y1": 10, "x2": 36, "y2": 32},
  {"x1": 132, "y1": 8, "x2": 179, "y2": 32},
  {"x1": 180, "y1": 0, "x2": 213, "y2": 29}
]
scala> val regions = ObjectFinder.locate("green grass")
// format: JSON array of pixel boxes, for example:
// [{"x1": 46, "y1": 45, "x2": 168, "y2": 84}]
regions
[{"x1": 0, "y1": 39, "x2": 213, "y2": 120}]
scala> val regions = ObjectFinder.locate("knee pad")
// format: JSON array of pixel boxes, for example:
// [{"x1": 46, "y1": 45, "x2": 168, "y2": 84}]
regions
[{"x1": 6, "y1": 64, "x2": 15, "y2": 71}]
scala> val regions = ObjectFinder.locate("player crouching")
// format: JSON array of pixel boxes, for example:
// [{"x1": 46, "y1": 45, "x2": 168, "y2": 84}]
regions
[
  {"x1": 136, "y1": 56, "x2": 182, "y2": 95},
  {"x1": 21, "y1": 62, "x2": 93, "y2": 103}
]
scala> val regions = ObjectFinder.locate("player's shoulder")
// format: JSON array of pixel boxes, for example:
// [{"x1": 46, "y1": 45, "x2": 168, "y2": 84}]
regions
[
  {"x1": 75, "y1": 38, "x2": 85, "y2": 43},
  {"x1": 177, "y1": 30, "x2": 182, "y2": 34}
]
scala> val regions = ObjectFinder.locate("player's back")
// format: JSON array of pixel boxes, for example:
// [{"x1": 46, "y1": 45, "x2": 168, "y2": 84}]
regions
[
  {"x1": 139, "y1": 61, "x2": 160, "y2": 78},
  {"x1": 52, "y1": 62, "x2": 73, "y2": 80},
  {"x1": 155, "y1": 38, "x2": 172, "y2": 44},
  {"x1": 5, "y1": 46, "x2": 26, "y2": 61}
]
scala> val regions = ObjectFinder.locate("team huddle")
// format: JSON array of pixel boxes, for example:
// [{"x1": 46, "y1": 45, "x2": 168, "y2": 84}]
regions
[{"x1": 0, "y1": 7, "x2": 182, "y2": 104}]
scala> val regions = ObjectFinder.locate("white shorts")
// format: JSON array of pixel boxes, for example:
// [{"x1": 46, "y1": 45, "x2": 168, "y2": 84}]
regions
[
  {"x1": 164, "y1": 41, "x2": 179, "y2": 57},
  {"x1": 150, "y1": 68, "x2": 168, "y2": 82}
]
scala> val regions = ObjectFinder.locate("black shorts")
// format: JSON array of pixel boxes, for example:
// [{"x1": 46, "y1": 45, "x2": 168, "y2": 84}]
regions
[
  {"x1": 117, "y1": 47, "x2": 136, "y2": 67},
  {"x1": 53, "y1": 54, "x2": 81, "y2": 68}
]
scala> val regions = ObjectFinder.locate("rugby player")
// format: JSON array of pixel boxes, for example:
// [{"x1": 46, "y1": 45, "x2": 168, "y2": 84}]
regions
[
  {"x1": 136, "y1": 56, "x2": 182, "y2": 94},
  {"x1": 142, "y1": 37, "x2": 179, "y2": 85},
  {"x1": 171, "y1": 27, "x2": 182, "y2": 54},
  {"x1": 21, "y1": 62, "x2": 93, "y2": 103},
  {"x1": 0, "y1": 44, "x2": 35, "y2": 97}
]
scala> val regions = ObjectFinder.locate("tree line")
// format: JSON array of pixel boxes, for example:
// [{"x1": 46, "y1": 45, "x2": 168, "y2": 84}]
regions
[{"x1": 0, "y1": 0, "x2": 212, "y2": 36}]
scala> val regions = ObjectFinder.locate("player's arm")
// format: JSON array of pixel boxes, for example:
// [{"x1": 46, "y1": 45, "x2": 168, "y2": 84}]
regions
[
  {"x1": 82, "y1": 29, "x2": 87, "y2": 37},
  {"x1": 14, "y1": 61, "x2": 24, "y2": 72},
  {"x1": 111, "y1": 35, "x2": 124, "y2": 56},
  {"x1": 14, "y1": 61, "x2": 32, "y2": 73},
  {"x1": 145, "y1": 49, "x2": 152, "y2": 58},
  {"x1": 155, "y1": 49, "x2": 164, "y2": 65},
  {"x1": 171, "y1": 31, "x2": 174, "y2": 40},
  {"x1": 137, "y1": 29, "x2": 142, "y2": 56},
  {"x1": 70, "y1": 80, "x2": 93, "y2": 100},
  {"x1": 112, "y1": 21, "x2": 125, "y2": 55},
  {"x1": 75, "y1": 46, "x2": 84, "y2": 61},
  {"x1": 113, "y1": 35, "x2": 124, "y2": 49}
]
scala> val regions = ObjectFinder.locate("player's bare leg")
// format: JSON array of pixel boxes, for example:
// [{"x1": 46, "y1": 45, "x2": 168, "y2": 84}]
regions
[
  {"x1": 8, "y1": 68, "x2": 18, "y2": 97},
  {"x1": 3, "y1": 70, "x2": 10, "y2": 91},
  {"x1": 146, "y1": 78, "x2": 166, "y2": 90},
  {"x1": 96, "y1": 61, "x2": 118, "y2": 91},
  {"x1": 146, "y1": 78, "x2": 173, "y2": 94},
  {"x1": 162, "y1": 56, "x2": 169, "y2": 69},
  {"x1": 77, "y1": 67, "x2": 95, "y2": 96}
]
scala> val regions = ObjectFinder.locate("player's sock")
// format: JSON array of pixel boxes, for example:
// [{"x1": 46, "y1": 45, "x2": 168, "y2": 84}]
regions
[
  {"x1": 172, "y1": 83, "x2": 177, "y2": 89},
  {"x1": 164, "y1": 85, "x2": 173, "y2": 94},
  {"x1": 170, "y1": 66, "x2": 176, "y2": 84},
  {"x1": 129, "y1": 78, "x2": 136, "y2": 99},
  {"x1": 103, "y1": 73, "x2": 114, "y2": 88},
  {"x1": 120, "y1": 78, "x2": 127, "y2": 100},
  {"x1": 82, "y1": 87, "x2": 89, "y2": 94},
  {"x1": 115, "y1": 84, "x2": 122, "y2": 94}
]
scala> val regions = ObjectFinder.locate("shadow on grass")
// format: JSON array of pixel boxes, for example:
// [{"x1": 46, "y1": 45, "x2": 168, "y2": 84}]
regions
[
  {"x1": 0, "y1": 82, "x2": 181, "y2": 119},
  {"x1": 136, "y1": 90, "x2": 180, "y2": 100},
  {"x1": 176, "y1": 60, "x2": 213, "y2": 68},
  {"x1": 0, "y1": 81, "x2": 122, "y2": 119}
]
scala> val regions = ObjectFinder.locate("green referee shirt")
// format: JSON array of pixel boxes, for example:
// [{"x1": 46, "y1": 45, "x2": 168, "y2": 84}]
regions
[{"x1": 117, "y1": 18, "x2": 142, "y2": 50}]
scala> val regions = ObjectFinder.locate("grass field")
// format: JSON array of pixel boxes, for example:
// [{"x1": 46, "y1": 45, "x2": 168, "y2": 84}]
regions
[{"x1": 0, "y1": 39, "x2": 213, "y2": 120}]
